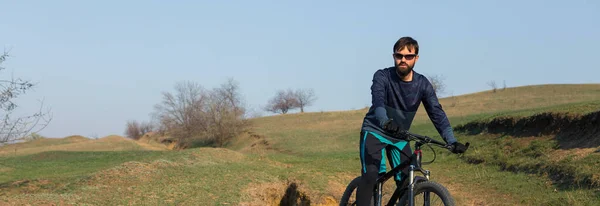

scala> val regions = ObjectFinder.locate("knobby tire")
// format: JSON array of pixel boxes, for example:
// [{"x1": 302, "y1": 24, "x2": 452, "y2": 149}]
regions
[
  {"x1": 397, "y1": 181, "x2": 455, "y2": 206},
  {"x1": 339, "y1": 176, "x2": 361, "y2": 206}
]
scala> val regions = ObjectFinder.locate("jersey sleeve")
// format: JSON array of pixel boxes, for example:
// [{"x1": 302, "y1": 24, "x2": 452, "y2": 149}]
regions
[
  {"x1": 371, "y1": 70, "x2": 389, "y2": 128},
  {"x1": 421, "y1": 78, "x2": 457, "y2": 144}
]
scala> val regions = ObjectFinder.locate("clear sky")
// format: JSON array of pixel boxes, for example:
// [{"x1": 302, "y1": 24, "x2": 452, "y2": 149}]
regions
[{"x1": 1, "y1": 0, "x2": 599, "y2": 138}]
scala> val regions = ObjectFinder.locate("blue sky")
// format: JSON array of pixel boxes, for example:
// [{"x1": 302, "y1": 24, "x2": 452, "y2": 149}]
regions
[{"x1": 1, "y1": 0, "x2": 598, "y2": 138}]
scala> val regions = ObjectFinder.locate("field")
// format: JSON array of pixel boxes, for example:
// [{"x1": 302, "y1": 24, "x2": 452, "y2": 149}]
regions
[{"x1": 1, "y1": 84, "x2": 600, "y2": 205}]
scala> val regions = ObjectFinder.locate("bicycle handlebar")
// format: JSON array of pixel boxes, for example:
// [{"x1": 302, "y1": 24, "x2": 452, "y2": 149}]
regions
[{"x1": 397, "y1": 130, "x2": 470, "y2": 152}]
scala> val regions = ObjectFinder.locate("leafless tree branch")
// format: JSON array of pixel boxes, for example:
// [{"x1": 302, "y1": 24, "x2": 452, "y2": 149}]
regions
[
  {"x1": 487, "y1": 80, "x2": 498, "y2": 93},
  {"x1": 427, "y1": 74, "x2": 446, "y2": 97},
  {"x1": 0, "y1": 51, "x2": 52, "y2": 145},
  {"x1": 294, "y1": 88, "x2": 317, "y2": 113}
]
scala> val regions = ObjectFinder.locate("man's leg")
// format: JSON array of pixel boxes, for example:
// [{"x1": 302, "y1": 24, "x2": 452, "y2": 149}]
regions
[
  {"x1": 356, "y1": 131, "x2": 387, "y2": 206},
  {"x1": 386, "y1": 140, "x2": 412, "y2": 188}
]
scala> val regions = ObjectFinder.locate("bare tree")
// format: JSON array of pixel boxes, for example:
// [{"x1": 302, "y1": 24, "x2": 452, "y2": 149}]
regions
[
  {"x1": 125, "y1": 120, "x2": 141, "y2": 140},
  {"x1": 205, "y1": 78, "x2": 248, "y2": 146},
  {"x1": 427, "y1": 74, "x2": 446, "y2": 97},
  {"x1": 125, "y1": 120, "x2": 154, "y2": 140},
  {"x1": 265, "y1": 89, "x2": 299, "y2": 114},
  {"x1": 502, "y1": 80, "x2": 507, "y2": 91},
  {"x1": 151, "y1": 79, "x2": 248, "y2": 148},
  {"x1": 214, "y1": 78, "x2": 246, "y2": 118},
  {"x1": 487, "y1": 80, "x2": 497, "y2": 93},
  {"x1": 152, "y1": 81, "x2": 210, "y2": 144},
  {"x1": 0, "y1": 51, "x2": 52, "y2": 145},
  {"x1": 294, "y1": 88, "x2": 317, "y2": 113}
]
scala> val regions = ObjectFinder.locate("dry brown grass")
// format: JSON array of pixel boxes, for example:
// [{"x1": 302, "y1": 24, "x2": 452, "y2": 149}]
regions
[
  {"x1": 85, "y1": 159, "x2": 181, "y2": 187},
  {"x1": 240, "y1": 181, "x2": 290, "y2": 206},
  {"x1": 0, "y1": 135, "x2": 167, "y2": 157},
  {"x1": 549, "y1": 147, "x2": 599, "y2": 162}
]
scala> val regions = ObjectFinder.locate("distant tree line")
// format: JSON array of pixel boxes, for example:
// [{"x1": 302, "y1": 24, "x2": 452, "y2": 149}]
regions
[
  {"x1": 264, "y1": 88, "x2": 317, "y2": 114},
  {"x1": 487, "y1": 80, "x2": 507, "y2": 93}
]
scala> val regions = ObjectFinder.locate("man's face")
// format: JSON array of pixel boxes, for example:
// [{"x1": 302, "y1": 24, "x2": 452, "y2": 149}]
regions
[{"x1": 393, "y1": 46, "x2": 419, "y2": 76}]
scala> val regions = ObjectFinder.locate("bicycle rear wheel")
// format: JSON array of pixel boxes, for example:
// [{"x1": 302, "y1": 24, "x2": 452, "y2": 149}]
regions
[{"x1": 396, "y1": 181, "x2": 455, "y2": 206}]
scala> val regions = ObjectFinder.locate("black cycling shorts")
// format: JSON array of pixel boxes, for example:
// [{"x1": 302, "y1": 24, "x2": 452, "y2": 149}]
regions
[{"x1": 359, "y1": 130, "x2": 412, "y2": 182}]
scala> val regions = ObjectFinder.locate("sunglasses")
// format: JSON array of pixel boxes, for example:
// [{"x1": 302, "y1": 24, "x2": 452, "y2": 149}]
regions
[{"x1": 393, "y1": 53, "x2": 417, "y2": 60}]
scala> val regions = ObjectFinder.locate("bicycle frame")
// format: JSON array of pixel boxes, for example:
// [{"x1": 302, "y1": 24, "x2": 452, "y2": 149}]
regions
[{"x1": 372, "y1": 140, "x2": 432, "y2": 206}]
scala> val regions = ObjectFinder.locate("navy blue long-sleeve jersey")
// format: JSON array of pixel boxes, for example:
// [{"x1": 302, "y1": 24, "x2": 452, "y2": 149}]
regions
[{"x1": 361, "y1": 67, "x2": 457, "y2": 144}]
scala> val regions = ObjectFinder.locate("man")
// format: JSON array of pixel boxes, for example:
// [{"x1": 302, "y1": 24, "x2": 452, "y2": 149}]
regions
[{"x1": 356, "y1": 36, "x2": 467, "y2": 205}]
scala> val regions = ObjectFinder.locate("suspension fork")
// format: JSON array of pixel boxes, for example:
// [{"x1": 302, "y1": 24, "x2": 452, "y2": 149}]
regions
[
  {"x1": 408, "y1": 142, "x2": 425, "y2": 206},
  {"x1": 408, "y1": 165, "x2": 415, "y2": 206},
  {"x1": 376, "y1": 181, "x2": 383, "y2": 206},
  {"x1": 373, "y1": 173, "x2": 384, "y2": 206}
]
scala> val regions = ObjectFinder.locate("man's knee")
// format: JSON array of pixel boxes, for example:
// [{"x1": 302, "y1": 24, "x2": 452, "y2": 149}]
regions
[{"x1": 361, "y1": 165, "x2": 380, "y2": 185}]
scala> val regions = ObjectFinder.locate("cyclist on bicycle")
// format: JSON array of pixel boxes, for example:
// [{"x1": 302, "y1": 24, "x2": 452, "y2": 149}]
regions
[{"x1": 356, "y1": 36, "x2": 468, "y2": 205}]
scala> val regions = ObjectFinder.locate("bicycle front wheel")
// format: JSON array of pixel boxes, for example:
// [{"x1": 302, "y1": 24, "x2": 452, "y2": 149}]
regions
[
  {"x1": 339, "y1": 176, "x2": 361, "y2": 206},
  {"x1": 396, "y1": 181, "x2": 455, "y2": 206}
]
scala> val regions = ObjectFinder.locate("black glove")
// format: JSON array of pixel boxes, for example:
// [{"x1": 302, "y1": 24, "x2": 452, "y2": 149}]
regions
[
  {"x1": 383, "y1": 119, "x2": 399, "y2": 132},
  {"x1": 451, "y1": 142, "x2": 467, "y2": 154},
  {"x1": 383, "y1": 119, "x2": 406, "y2": 138}
]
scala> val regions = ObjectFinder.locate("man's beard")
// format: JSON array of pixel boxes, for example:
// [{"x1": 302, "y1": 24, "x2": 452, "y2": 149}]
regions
[{"x1": 395, "y1": 63, "x2": 413, "y2": 77}]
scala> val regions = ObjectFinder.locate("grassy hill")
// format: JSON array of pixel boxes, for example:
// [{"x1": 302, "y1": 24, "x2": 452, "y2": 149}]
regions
[{"x1": 1, "y1": 84, "x2": 599, "y2": 205}]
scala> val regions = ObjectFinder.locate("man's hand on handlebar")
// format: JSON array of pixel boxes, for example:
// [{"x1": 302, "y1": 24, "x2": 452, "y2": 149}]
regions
[{"x1": 383, "y1": 119, "x2": 407, "y2": 138}]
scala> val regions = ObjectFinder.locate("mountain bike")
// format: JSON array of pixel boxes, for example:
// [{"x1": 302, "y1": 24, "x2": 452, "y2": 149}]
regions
[{"x1": 339, "y1": 130, "x2": 470, "y2": 206}]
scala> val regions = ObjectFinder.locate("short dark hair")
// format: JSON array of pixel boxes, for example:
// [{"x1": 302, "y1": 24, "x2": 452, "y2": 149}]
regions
[{"x1": 393, "y1": 36, "x2": 419, "y2": 54}]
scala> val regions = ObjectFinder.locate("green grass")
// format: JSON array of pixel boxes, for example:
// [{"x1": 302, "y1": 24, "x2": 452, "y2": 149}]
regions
[
  {"x1": 426, "y1": 155, "x2": 600, "y2": 205},
  {"x1": 457, "y1": 132, "x2": 600, "y2": 188},
  {"x1": 0, "y1": 150, "x2": 173, "y2": 183},
  {"x1": 447, "y1": 101, "x2": 600, "y2": 192},
  {"x1": 393, "y1": 122, "x2": 600, "y2": 206},
  {"x1": 451, "y1": 134, "x2": 600, "y2": 205}
]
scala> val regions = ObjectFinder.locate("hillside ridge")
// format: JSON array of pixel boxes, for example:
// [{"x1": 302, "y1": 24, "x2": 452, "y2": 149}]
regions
[{"x1": 455, "y1": 110, "x2": 600, "y2": 149}]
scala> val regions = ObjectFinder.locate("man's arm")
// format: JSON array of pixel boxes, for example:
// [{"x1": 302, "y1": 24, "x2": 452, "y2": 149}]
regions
[
  {"x1": 371, "y1": 70, "x2": 389, "y2": 128},
  {"x1": 421, "y1": 78, "x2": 457, "y2": 144}
]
